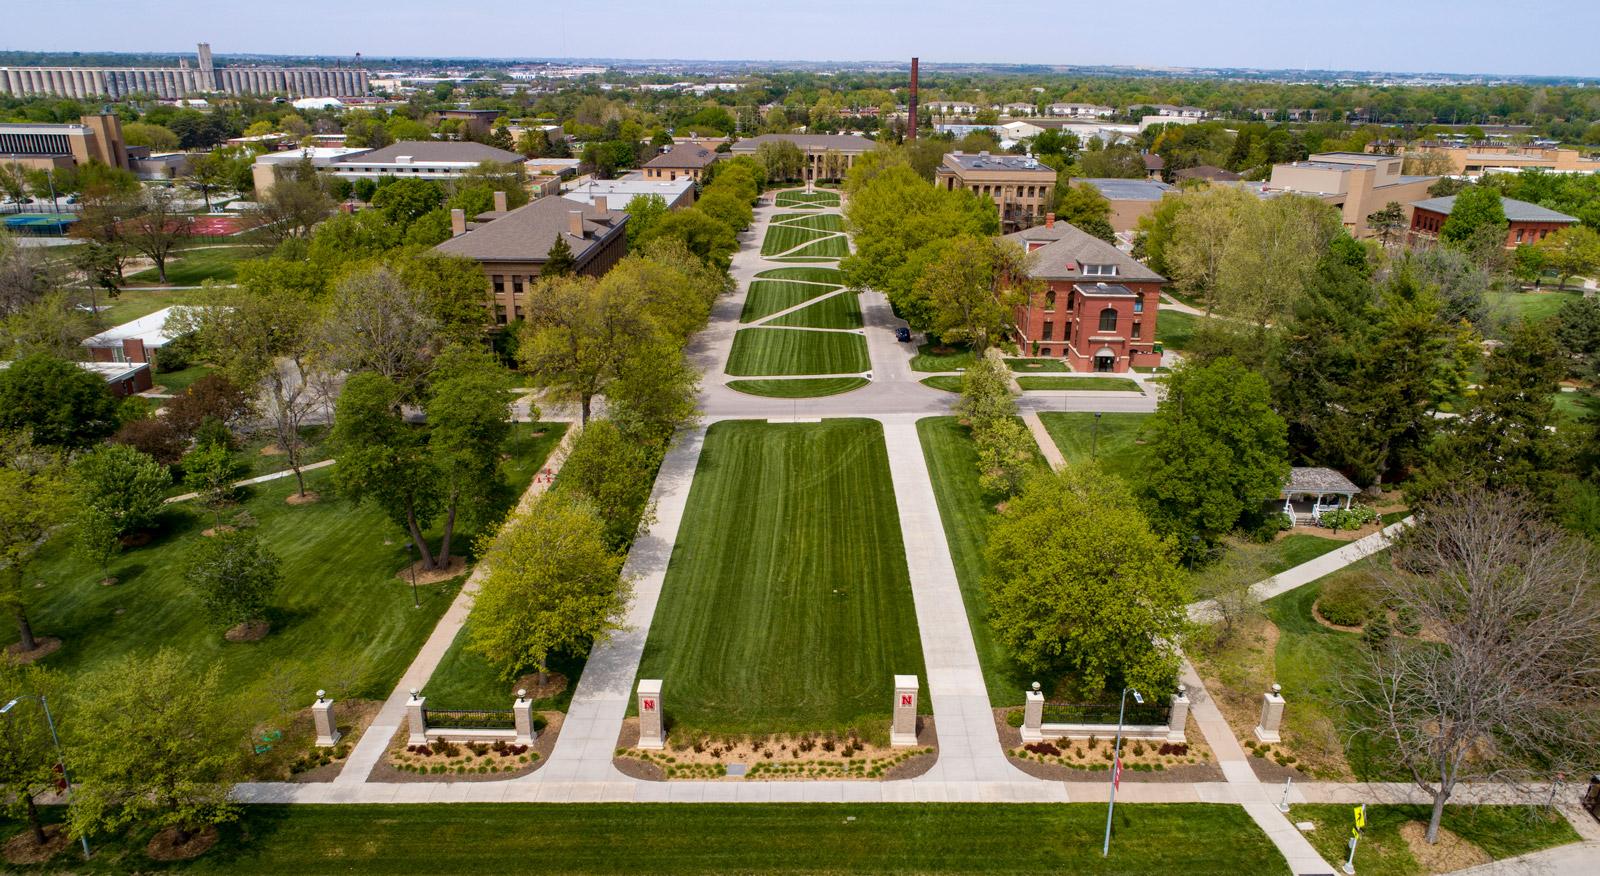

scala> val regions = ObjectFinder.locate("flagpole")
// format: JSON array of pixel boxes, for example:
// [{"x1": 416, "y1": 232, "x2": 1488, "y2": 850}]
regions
[{"x1": 1103, "y1": 687, "x2": 1141, "y2": 857}]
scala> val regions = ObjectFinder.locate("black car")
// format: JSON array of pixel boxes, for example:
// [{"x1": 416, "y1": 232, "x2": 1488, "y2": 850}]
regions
[{"x1": 895, "y1": 327, "x2": 912, "y2": 343}]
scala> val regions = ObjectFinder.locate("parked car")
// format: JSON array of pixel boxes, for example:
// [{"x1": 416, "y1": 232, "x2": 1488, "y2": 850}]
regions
[{"x1": 895, "y1": 327, "x2": 912, "y2": 343}]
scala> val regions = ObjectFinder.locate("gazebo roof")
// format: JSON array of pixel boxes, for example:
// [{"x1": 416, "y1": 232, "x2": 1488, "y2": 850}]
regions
[{"x1": 1281, "y1": 467, "x2": 1359, "y2": 497}]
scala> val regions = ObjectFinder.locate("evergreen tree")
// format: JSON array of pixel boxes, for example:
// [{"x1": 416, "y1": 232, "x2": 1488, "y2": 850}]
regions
[{"x1": 541, "y1": 235, "x2": 576, "y2": 277}]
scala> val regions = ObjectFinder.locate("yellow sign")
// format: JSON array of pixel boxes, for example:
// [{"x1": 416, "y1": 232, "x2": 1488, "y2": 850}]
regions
[{"x1": 1353, "y1": 805, "x2": 1366, "y2": 830}]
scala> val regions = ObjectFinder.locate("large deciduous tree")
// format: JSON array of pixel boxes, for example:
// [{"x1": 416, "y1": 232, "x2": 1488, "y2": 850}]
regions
[
  {"x1": 184, "y1": 528, "x2": 281, "y2": 636},
  {"x1": 0, "y1": 660, "x2": 62, "y2": 848},
  {"x1": 425, "y1": 344, "x2": 512, "y2": 565},
  {"x1": 332, "y1": 372, "x2": 443, "y2": 568},
  {"x1": 1346, "y1": 489, "x2": 1600, "y2": 844},
  {"x1": 319, "y1": 265, "x2": 440, "y2": 396},
  {"x1": 121, "y1": 186, "x2": 191, "y2": 284},
  {"x1": 984, "y1": 464, "x2": 1188, "y2": 697},
  {"x1": 914, "y1": 235, "x2": 1035, "y2": 351},
  {"x1": 71, "y1": 443, "x2": 171, "y2": 540},
  {"x1": 0, "y1": 353, "x2": 118, "y2": 449},
  {"x1": 468, "y1": 491, "x2": 630, "y2": 684},
  {"x1": 518, "y1": 275, "x2": 657, "y2": 424}
]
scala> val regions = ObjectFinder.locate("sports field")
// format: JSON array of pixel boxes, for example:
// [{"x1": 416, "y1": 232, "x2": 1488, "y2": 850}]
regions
[{"x1": 637, "y1": 420, "x2": 925, "y2": 735}]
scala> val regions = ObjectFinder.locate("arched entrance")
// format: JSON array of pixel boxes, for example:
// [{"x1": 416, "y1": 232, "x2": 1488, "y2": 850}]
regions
[{"x1": 1093, "y1": 347, "x2": 1116, "y2": 373}]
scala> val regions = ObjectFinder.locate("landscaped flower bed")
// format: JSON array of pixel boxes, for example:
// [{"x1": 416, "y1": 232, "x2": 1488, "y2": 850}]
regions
[
  {"x1": 1010, "y1": 738, "x2": 1203, "y2": 772},
  {"x1": 614, "y1": 727, "x2": 937, "y2": 781},
  {"x1": 390, "y1": 738, "x2": 537, "y2": 775}
]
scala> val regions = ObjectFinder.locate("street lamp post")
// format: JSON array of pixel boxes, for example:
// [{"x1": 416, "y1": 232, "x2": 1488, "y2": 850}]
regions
[
  {"x1": 1102, "y1": 686, "x2": 1143, "y2": 857},
  {"x1": 1092, "y1": 411, "x2": 1103, "y2": 459},
  {"x1": 1, "y1": 695, "x2": 91, "y2": 860}
]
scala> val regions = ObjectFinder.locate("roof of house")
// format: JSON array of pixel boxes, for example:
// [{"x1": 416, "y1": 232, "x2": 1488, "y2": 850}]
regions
[
  {"x1": 2, "y1": 359, "x2": 149, "y2": 383},
  {"x1": 1409, "y1": 194, "x2": 1579, "y2": 224},
  {"x1": 433, "y1": 196, "x2": 626, "y2": 264},
  {"x1": 1079, "y1": 177, "x2": 1175, "y2": 201},
  {"x1": 1005, "y1": 221, "x2": 1165, "y2": 283},
  {"x1": 1174, "y1": 164, "x2": 1241, "y2": 182},
  {"x1": 644, "y1": 142, "x2": 720, "y2": 169},
  {"x1": 1143, "y1": 154, "x2": 1165, "y2": 171},
  {"x1": 941, "y1": 151, "x2": 1055, "y2": 173},
  {"x1": 334, "y1": 140, "x2": 524, "y2": 165},
  {"x1": 1282, "y1": 467, "x2": 1360, "y2": 496},
  {"x1": 729, "y1": 133, "x2": 876, "y2": 153},
  {"x1": 82, "y1": 306, "x2": 196, "y2": 349}
]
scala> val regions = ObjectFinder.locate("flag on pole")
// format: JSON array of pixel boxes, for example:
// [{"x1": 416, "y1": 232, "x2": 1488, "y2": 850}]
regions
[{"x1": 1113, "y1": 756, "x2": 1122, "y2": 791}]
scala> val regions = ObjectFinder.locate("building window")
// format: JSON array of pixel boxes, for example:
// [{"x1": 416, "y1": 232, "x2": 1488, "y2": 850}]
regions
[
  {"x1": 1132, "y1": 320, "x2": 1142, "y2": 339},
  {"x1": 1098, "y1": 307, "x2": 1118, "y2": 333},
  {"x1": 1065, "y1": 291, "x2": 1074, "y2": 312},
  {"x1": 1133, "y1": 298, "x2": 1144, "y2": 314},
  {"x1": 492, "y1": 275, "x2": 505, "y2": 294},
  {"x1": 512, "y1": 277, "x2": 524, "y2": 295},
  {"x1": 1044, "y1": 290, "x2": 1056, "y2": 310},
  {"x1": 1082, "y1": 263, "x2": 1118, "y2": 277},
  {"x1": 1042, "y1": 320, "x2": 1054, "y2": 340}
]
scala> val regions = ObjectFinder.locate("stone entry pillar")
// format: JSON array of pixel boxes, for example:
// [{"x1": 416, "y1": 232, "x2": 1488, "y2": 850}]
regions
[
  {"x1": 1166, "y1": 684, "x2": 1190, "y2": 743},
  {"x1": 312, "y1": 690, "x2": 340, "y2": 747},
  {"x1": 513, "y1": 689, "x2": 537, "y2": 746},
  {"x1": 1254, "y1": 683, "x2": 1285, "y2": 743},
  {"x1": 1021, "y1": 682, "x2": 1045, "y2": 742},
  {"x1": 406, "y1": 690, "x2": 428, "y2": 746},
  {"x1": 891, "y1": 675, "x2": 919, "y2": 747},
  {"x1": 637, "y1": 679, "x2": 664, "y2": 750}
]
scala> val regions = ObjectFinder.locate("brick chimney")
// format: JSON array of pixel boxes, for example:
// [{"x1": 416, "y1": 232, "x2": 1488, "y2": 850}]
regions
[
  {"x1": 450, "y1": 208, "x2": 466, "y2": 236},
  {"x1": 493, "y1": 190, "x2": 507, "y2": 211},
  {"x1": 568, "y1": 210, "x2": 585, "y2": 238},
  {"x1": 1046, "y1": 212, "x2": 1055, "y2": 229},
  {"x1": 594, "y1": 195, "x2": 608, "y2": 213}
]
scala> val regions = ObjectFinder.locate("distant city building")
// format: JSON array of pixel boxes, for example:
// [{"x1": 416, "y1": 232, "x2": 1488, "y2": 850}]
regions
[
  {"x1": 1372, "y1": 141, "x2": 1600, "y2": 177},
  {"x1": 0, "y1": 113, "x2": 128, "y2": 173},
  {"x1": 1006, "y1": 216, "x2": 1165, "y2": 373},
  {"x1": 0, "y1": 43, "x2": 368, "y2": 99},
  {"x1": 1138, "y1": 104, "x2": 1208, "y2": 119},
  {"x1": 1047, "y1": 103, "x2": 1114, "y2": 118},
  {"x1": 1409, "y1": 194, "x2": 1579, "y2": 248},
  {"x1": 934, "y1": 151, "x2": 1056, "y2": 232},
  {"x1": 1001, "y1": 102, "x2": 1038, "y2": 117},
  {"x1": 253, "y1": 141, "x2": 526, "y2": 194}
]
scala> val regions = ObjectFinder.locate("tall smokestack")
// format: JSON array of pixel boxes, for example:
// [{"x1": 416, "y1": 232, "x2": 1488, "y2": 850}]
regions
[{"x1": 908, "y1": 57, "x2": 919, "y2": 142}]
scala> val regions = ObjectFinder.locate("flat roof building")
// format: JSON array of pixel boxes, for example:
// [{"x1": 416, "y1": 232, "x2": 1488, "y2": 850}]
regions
[
  {"x1": 1267, "y1": 152, "x2": 1436, "y2": 237},
  {"x1": 934, "y1": 151, "x2": 1057, "y2": 232},
  {"x1": 0, "y1": 113, "x2": 128, "y2": 173},
  {"x1": 1078, "y1": 177, "x2": 1176, "y2": 235},
  {"x1": 563, "y1": 177, "x2": 696, "y2": 210},
  {"x1": 82, "y1": 306, "x2": 196, "y2": 371}
]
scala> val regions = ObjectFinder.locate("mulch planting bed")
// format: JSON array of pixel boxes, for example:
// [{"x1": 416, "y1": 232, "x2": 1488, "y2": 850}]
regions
[
  {"x1": 613, "y1": 717, "x2": 939, "y2": 781},
  {"x1": 994, "y1": 709, "x2": 1224, "y2": 783},
  {"x1": 367, "y1": 711, "x2": 562, "y2": 782}
]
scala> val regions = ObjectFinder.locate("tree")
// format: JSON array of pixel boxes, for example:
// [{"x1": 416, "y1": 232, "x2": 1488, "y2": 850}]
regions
[
  {"x1": 606, "y1": 339, "x2": 699, "y2": 450},
  {"x1": 1555, "y1": 296, "x2": 1600, "y2": 378},
  {"x1": 1157, "y1": 186, "x2": 1250, "y2": 306},
  {"x1": 163, "y1": 374, "x2": 252, "y2": 439},
  {"x1": 955, "y1": 356, "x2": 1017, "y2": 433},
  {"x1": 72, "y1": 444, "x2": 170, "y2": 539},
  {"x1": 1345, "y1": 489, "x2": 1600, "y2": 844},
  {"x1": 637, "y1": 208, "x2": 738, "y2": 270},
  {"x1": 915, "y1": 235, "x2": 1034, "y2": 351},
  {"x1": 469, "y1": 491, "x2": 630, "y2": 683},
  {"x1": 184, "y1": 528, "x2": 280, "y2": 634},
  {"x1": 984, "y1": 464, "x2": 1188, "y2": 697},
  {"x1": 332, "y1": 372, "x2": 443, "y2": 569},
  {"x1": 1366, "y1": 201, "x2": 1406, "y2": 247},
  {"x1": 1533, "y1": 224, "x2": 1600, "y2": 290},
  {"x1": 371, "y1": 178, "x2": 445, "y2": 230},
  {"x1": 553, "y1": 420, "x2": 659, "y2": 551},
  {"x1": 181, "y1": 440, "x2": 243, "y2": 527},
  {"x1": 425, "y1": 344, "x2": 512, "y2": 565},
  {"x1": 0, "y1": 353, "x2": 118, "y2": 449},
  {"x1": 0, "y1": 660, "x2": 62, "y2": 848},
  {"x1": 0, "y1": 230, "x2": 59, "y2": 318},
  {"x1": 1439, "y1": 185, "x2": 1507, "y2": 248},
  {"x1": 111, "y1": 417, "x2": 186, "y2": 466},
  {"x1": 121, "y1": 187, "x2": 191, "y2": 284},
  {"x1": 1, "y1": 291, "x2": 96, "y2": 361},
  {"x1": 0, "y1": 433, "x2": 70, "y2": 653},
  {"x1": 319, "y1": 265, "x2": 439, "y2": 395},
  {"x1": 754, "y1": 139, "x2": 806, "y2": 182},
  {"x1": 540, "y1": 235, "x2": 576, "y2": 277},
  {"x1": 624, "y1": 193, "x2": 669, "y2": 246},
  {"x1": 1214, "y1": 193, "x2": 1343, "y2": 329},
  {"x1": 248, "y1": 159, "x2": 333, "y2": 246},
  {"x1": 67, "y1": 649, "x2": 242, "y2": 848},
  {"x1": 518, "y1": 275, "x2": 659, "y2": 424},
  {"x1": 183, "y1": 150, "x2": 237, "y2": 212},
  {"x1": 1401, "y1": 150, "x2": 1457, "y2": 176},
  {"x1": 1138, "y1": 358, "x2": 1289, "y2": 562},
  {"x1": 974, "y1": 416, "x2": 1039, "y2": 496}
]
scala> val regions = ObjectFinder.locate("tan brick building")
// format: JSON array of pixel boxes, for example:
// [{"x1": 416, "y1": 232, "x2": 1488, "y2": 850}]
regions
[
  {"x1": 0, "y1": 113, "x2": 129, "y2": 174},
  {"x1": 1266, "y1": 152, "x2": 1436, "y2": 238},
  {"x1": 641, "y1": 142, "x2": 719, "y2": 183},
  {"x1": 729, "y1": 133, "x2": 875, "y2": 182},
  {"x1": 934, "y1": 151, "x2": 1057, "y2": 231}
]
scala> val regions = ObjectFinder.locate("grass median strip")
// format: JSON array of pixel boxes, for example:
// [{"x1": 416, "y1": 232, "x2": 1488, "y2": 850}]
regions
[
  {"x1": 1016, "y1": 376, "x2": 1142, "y2": 392},
  {"x1": 766, "y1": 292, "x2": 861, "y2": 329},
  {"x1": 755, "y1": 266, "x2": 848, "y2": 284},
  {"x1": 761, "y1": 223, "x2": 835, "y2": 255},
  {"x1": 778, "y1": 235, "x2": 850, "y2": 259},
  {"x1": 726, "y1": 377, "x2": 869, "y2": 398},
  {"x1": 741, "y1": 280, "x2": 840, "y2": 322},
  {"x1": 637, "y1": 420, "x2": 924, "y2": 736},
  {"x1": 726, "y1": 328, "x2": 869, "y2": 376}
]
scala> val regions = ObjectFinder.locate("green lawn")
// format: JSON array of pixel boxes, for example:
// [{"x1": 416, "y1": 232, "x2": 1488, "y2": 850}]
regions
[
  {"x1": 1553, "y1": 389, "x2": 1596, "y2": 427},
  {"x1": 1188, "y1": 534, "x2": 1347, "y2": 596},
  {"x1": 636, "y1": 420, "x2": 925, "y2": 736},
  {"x1": 774, "y1": 189, "x2": 841, "y2": 207},
  {"x1": 726, "y1": 328, "x2": 869, "y2": 376},
  {"x1": 740, "y1": 280, "x2": 839, "y2": 322},
  {"x1": 1017, "y1": 377, "x2": 1142, "y2": 392},
  {"x1": 778, "y1": 235, "x2": 850, "y2": 259},
  {"x1": 1, "y1": 803, "x2": 1286, "y2": 874},
  {"x1": 1036, "y1": 412, "x2": 1153, "y2": 481},
  {"x1": 726, "y1": 377, "x2": 869, "y2": 398},
  {"x1": 921, "y1": 376, "x2": 963, "y2": 392},
  {"x1": 1485, "y1": 289, "x2": 1582, "y2": 325},
  {"x1": 1156, "y1": 309, "x2": 1200, "y2": 351},
  {"x1": 1292, "y1": 804, "x2": 1579, "y2": 876},
  {"x1": 766, "y1": 292, "x2": 862, "y2": 329},
  {"x1": 919, "y1": 417, "x2": 1046, "y2": 705},
  {"x1": 94, "y1": 287, "x2": 207, "y2": 326},
  {"x1": 911, "y1": 342, "x2": 977, "y2": 372},
  {"x1": 761, "y1": 223, "x2": 836, "y2": 256},
  {"x1": 151, "y1": 364, "x2": 215, "y2": 395},
  {"x1": 235, "y1": 424, "x2": 333, "y2": 481},
  {"x1": 125, "y1": 245, "x2": 256, "y2": 286},
  {"x1": 1006, "y1": 357, "x2": 1070, "y2": 373},
  {"x1": 755, "y1": 266, "x2": 848, "y2": 285},
  {"x1": 8, "y1": 423, "x2": 567, "y2": 732},
  {"x1": 770, "y1": 213, "x2": 844, "y2": 232},
  {"x1": 422, "y1": 614, "x2": 584, "y2": 713}
]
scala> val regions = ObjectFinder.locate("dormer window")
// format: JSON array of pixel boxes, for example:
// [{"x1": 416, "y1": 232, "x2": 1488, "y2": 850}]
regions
[{"x1": 1081, "y1": 263, "x2": 1118, "y2": 277}]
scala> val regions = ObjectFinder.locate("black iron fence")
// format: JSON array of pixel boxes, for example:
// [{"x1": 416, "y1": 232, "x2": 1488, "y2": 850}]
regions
[
  {"x1": 424, "y1": 709, "x2": 516, "y2": 731},
  {"x1": 1041, "y1": 701, "x2": 1169, "y2": 726}
]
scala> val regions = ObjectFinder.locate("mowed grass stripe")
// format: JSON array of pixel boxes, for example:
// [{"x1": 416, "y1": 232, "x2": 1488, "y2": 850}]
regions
[
  {"x1": 638, "y1": 420, "x2": 925, "y2": 735},
  {"x1": 770, "y1": 213, "x2": 844, "y2": 232},
  {"x1": 726, "y1": 377, "x2": 869, "y2": 398},
  {"x1": 765, "y1": 292, "x2": 862, "y2": 329},
  {"x1": 761, "y1": 224, "x2": 836, "y2": 255},
  {"x1": 774, "y1": 190, "x2": 841, "y2": 207},
  {"x1": 780, "y1": 234, "x2": 850, "y2": 258},
  {"x1": 755, "y1": 266, "x2": 847, "y2": 284},
  {"x1": 726, "y1": 328, "x2": 869, "y2": 376},
  {"x1": 740, "y1": 280, "x2": 839, "y2": 323}
]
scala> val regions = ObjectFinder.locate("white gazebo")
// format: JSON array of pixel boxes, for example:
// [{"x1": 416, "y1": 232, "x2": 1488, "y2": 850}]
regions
[{"x1": 1279, "y1": 467, "x2": 1360, "y2": 526}]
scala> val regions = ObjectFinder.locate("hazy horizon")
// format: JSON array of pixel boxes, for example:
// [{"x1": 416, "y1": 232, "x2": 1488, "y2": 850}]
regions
[{"x1": 5, "y1": 0, "x2": 1598, "y2": 79}]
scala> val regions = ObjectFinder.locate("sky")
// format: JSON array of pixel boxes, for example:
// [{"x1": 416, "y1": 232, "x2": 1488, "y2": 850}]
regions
[{"x1": 6, "y1": 0, "x2": 1600, "y2": 78}]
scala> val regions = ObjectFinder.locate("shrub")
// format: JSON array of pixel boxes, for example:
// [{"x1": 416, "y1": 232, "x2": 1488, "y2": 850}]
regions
[
  {"x1": 1396, "y1": 605, "x2": 1421, "y2": 636},
  {"x1": 1362, "y1": 612, "x2": 1393, "y2": 649},
  {"x1": 1317, "y1": 577, "x2": 1375, "y2": 626},
  {"x1": 112, "y1": 417, "x2": 186, "y2": 465},
  {"x1": 1023, "y1": 741, "x2": 1060, "y2": 757},
  {"x1": 1321, "y1": 503, "x2": 1377, "y2": 532}
]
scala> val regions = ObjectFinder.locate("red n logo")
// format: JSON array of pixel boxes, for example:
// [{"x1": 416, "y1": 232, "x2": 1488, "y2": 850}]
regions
[
  {"x1": 643, "y1": 699, "x2": 655, "y2": 711},
  {"x1": 900, "y1": 695, "x2": 913, "y2": 706}
]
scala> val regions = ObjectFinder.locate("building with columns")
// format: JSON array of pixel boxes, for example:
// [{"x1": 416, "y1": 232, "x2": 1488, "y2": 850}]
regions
[
  {"x1": 729, "y1": 133, "x2": 875, "y2": 181},
  {"x1": 934, "y1": 151, "x2": 1056, "y2": 232}
]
